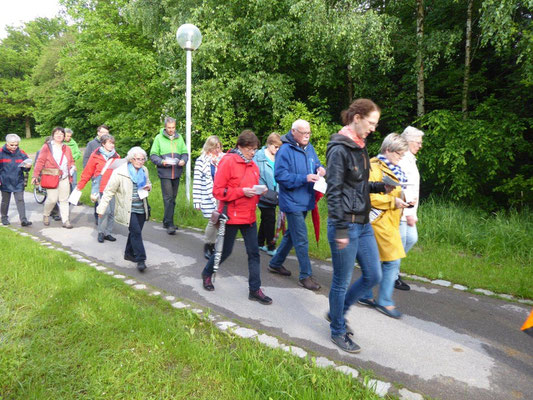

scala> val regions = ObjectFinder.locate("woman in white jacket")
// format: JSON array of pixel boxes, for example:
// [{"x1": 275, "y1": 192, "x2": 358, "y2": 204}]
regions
[
  {"x1": 395, "y1": 126, "x2": 424, "y2": 291},
  {"x1": 97, "y1": 147, "x2": 152, "y2": 272}
]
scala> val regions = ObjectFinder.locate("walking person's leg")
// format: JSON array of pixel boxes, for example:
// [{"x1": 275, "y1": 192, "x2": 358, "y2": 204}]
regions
[
  {"x1": 13, "y1": 191, "x2": 29, "y2": 225},
  {"x1": 286, "y1": 211, "x2": 313, "y2": 280},
  {"x1": 1, "y1": 191, "x2": 11, "y2": 224},
  {"x1": 57, "y1": 178, "x2": 71, "y2": 225}
]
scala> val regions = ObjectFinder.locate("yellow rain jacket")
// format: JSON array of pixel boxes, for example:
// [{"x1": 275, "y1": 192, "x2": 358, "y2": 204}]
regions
[{"x1": 369, "y1": 157, "x2": 406, "y2": 262}]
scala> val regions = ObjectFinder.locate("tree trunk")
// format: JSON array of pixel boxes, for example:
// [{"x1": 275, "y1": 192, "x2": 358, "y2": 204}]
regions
[
  {"x1": 25, "y1": 116, "x2": 31, "y2": 138},
  {"x1": 416, "y1": 0, "x2": 425, "y2": 117},
  {"x1": 462, "y1": 0, "x2": 473, "y2": 119},
  {"x1": 347, "y1": 65, "x2": 353, "y2": 104}
]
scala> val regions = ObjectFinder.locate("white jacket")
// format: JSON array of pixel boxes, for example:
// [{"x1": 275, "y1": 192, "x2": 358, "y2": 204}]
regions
[{"x1": 398, "y1": 151, "x2": 420, "y2": 222}]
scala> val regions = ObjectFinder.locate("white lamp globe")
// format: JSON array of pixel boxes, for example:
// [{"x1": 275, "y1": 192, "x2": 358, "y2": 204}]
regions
[{"x1": 176, "y1": 24, "x2": 202, "y2": 51}]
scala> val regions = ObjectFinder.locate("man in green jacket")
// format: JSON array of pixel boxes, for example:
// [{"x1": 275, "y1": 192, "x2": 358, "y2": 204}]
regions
[
  {"x1": 149, "y1": 117, "x2": 188, "y2": 235},
  {"x1": 65, "y1": 128, "x2": 81, "y2": 192}
]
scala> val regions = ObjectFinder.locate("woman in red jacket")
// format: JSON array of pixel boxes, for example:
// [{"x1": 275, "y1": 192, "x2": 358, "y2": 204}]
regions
[
  {"x1": 201, "y1": 130, "x2": 272, "y2": 305},
  {"x1": 77, "y1": 134, "x2": 121, "y2": 243},
  {"x1": 32, "y1": 127, "x2": 75, "y2": 228}
]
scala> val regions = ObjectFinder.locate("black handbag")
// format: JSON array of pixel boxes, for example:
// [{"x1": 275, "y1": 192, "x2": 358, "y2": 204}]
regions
[{"x1": 259, "y1": 189, "x2": 278, "y2": 206}]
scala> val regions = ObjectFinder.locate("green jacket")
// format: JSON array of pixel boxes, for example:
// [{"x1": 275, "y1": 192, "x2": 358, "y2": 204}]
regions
[
  {"x1": 65, "y1": 138, "x2": 82, "y2": 161},
  {"x1": 149, "y1": 128, "x2": 188, "y2": 179}
]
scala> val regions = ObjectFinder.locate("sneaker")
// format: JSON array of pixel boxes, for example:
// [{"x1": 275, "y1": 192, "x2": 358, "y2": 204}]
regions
[
  {"x1": 266, "y1": 248, "x2": 277, "y2": 257},
  {"x1": 1, "y1": 217, "x2": 9, "y2": 225},
  {"x1": 394, "y1": 277, "x2": 411, "y2": 291},
  {"x1": 104, "y1": 235, "x2": 116, "y2": 242},
  {"x1": 43, "y1": 216, "x2": 50, "y2": 226},
  {"x1": 21, "y1": 219, "x2": 32, "y2": 227},
  {"x1": 63, "y1": 221, "x2": 73, "y2": 229},
  {"x1": 325, "y1": 312, "x2": 354, "y2": 336},
  {"x1": 298, "y1": 276, "x2": 320, "y2": 291},
  {"x1": 98, "y1": 233, "x2": 105, "y2": 243},
  {"x1": 357, "y1": 298, "x2": 376, "y2": 307},
  {"x1": 137, "y1": 261, "x2": 147, "y2": 272},
  {"x1": 375, "y1": 304, "x2": 403, "y2": 319},
  {"x1": 331, "y1": 334, "x2": 361, "y2": 353},
  {"x1": 249, "y1": 288, "x2": 272, "y2": 305},
  {"x1": 202, "y1": 274, "x2": 214, "y2": 291},
  {"x1": 268, "y1": 265, "x2": 291, "y2": 276},
  {"x1": 259, "y1": 245, "x2": 268, "y2": 253}
]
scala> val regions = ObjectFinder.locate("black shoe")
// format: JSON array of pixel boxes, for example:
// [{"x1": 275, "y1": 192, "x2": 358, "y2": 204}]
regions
[
  {"x1": 394, "y1": 277, "x2": 410, "y2": 291},
  {"x1": 1, "y1": 218, "x2": 10, "y2": 225},
  {"x1": 331, "y1": 334, "x2": 361, "y2": 353},
  {"x1": 202, "y1": 274, "x2": 214, "y2": 291},
  {"x1": 52, "y1": 215, "x2": 62, "y2": 221},
  {"x1": 98, "y1": 233, "x2": 105, "y2": 243},
  {"x1": 21, "y1": 219, "x2": 32, "y2": 226},
  {"x1": 124, "y1": 253, "x2": 136, "y2": 262},
  {"x1": 137, "y1": 261, "x2": 147, "y2": 272},
  {"x1": 167, "y1": 225, "x2": 176, "y2": 235},
  {"x1": 104, "y1": 235, "x2": 116, "y2": 242},
  {"x1": 204, "y1": 243, "x2": 215, "y2": 260},
  {"x1": 325, "y1": 312, "x2": 354, "y2": 336},
  {"x1": 357, "y1": 298, "x2": 376, "y2": 307},
  {"x1": 375, "y1": 304, "x2": 403, "y2": 319},
  {"x1": 249, "y1": 288, "x2": 272, "y2": 305},
  {"x1": 268, "y1": 265, "x2": 291, "y2": 276}
]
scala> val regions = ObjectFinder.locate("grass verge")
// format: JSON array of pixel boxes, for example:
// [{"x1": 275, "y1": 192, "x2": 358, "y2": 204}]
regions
[{"x1": 0, "y1": 227, "x2": 381, "y2": 399}]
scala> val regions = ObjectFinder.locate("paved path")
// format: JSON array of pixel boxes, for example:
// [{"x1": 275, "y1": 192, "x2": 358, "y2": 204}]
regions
[{"x1": 5, "y1": 194, "x2": 533, "y2": 400}]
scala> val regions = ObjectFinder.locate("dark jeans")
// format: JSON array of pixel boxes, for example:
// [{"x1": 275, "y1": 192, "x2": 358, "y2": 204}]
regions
[
  {"x1": 160, "y1": 178, "x2": 180, "y2": 227},
  {"x1": 257, "y1": 206, "x2": 276, "y2": 250},
  {"x1": 125, "y1": 212, "x2": 146, "y2": 262},
  {"x1": 1, "y1": 191, "x2": 26, "y2": 221},
  {"x1": 202, "y1": 222, "x2": 261, "y2": 292}
]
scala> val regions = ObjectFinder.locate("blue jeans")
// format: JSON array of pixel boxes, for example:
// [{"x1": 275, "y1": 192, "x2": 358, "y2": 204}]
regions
[
  {"x1": 269, "y1": 211, "x2": 312, "y2": 280},
  {"x1": 363, "y1": 259, "x2": 401, "y2": 307},
  {"x1": 328, "y1": 221, "x2": 382, "y2": 337},
  {"x1": 398, "y1": 220, "x2": 418, "y2": 278},
  {"x1": 125, "y1": 212, "x2": 146, "y2": 262},
  {"x1": 202, "y1": 223, "x2": 261, "y2": 292}
]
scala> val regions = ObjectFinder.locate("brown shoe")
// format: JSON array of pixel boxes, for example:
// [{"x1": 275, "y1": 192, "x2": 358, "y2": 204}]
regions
[
  {"x1": 268, "y1": 265, "x2": 291, "y2": 276},
  {"x1": 43, "y1": 216, "x2": 50, "y2": 226},
  {"x1": 62, "y1": 221, "x2": 73, "y2": 229},
  {"x1": 298, "y1": 276, "x2": 320, "y2": 291}
]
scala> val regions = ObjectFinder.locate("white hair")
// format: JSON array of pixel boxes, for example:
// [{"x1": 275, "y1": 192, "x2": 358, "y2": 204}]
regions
[
  {"x1": 5, "y1": 134, "x2": 21, "y2": 143},
  {"x1": 126, "y1": 146, "x2": 147, "y2": 161},
  {"x1": 401, "y1": 126, "x2": 425, "y2": 142},
  {"x1": 291, "y1": 119, "x2": 310, "y2": 131}
]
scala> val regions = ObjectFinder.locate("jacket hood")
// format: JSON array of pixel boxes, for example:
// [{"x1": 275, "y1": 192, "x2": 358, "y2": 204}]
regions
[
  {"x1": 326, "y1": 133, "x2": 364, "y2": 157},
  {"x1": 253, "y1": 147, "x2": 269, "y2": 163},
  {"x1": 280, "y1": 130, "x2": 297, "y2": 146},
  {"x1": 159, "y1": 128, "x2": 181, "y2": 140}
]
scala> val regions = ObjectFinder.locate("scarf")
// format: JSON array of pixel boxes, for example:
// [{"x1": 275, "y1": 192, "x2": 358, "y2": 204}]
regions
[
  {"x1": 235, "y1": 148, "x2": 252, "y2": 163},
  {"x1": 99, "y1": 146, "x2": 116, "y2": 160},
  {"x1": 127, "y1": 163, "x2": 147, "y2": 188},
  {"x1": 377, "y1": 154, "x2": 407, "y2": 186},
  {"x1": 338, "y1": 125, "x2": 365, "y2": 148}
]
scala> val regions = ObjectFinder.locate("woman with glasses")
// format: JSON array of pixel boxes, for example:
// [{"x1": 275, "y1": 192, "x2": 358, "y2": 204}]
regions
[
  {"x1": 32, "y1": 127, "x2": 76, "y2": 228},
  {"x1": 358, "y1": 133, "x2": 412, "y2": 319},
  {"x1": 97, "y1": 147, "x2": 152, "y2": 272},
  {"x1": 0, "y1": 134, "x2": 32, "y2": 226},
  {"x1": 200, "y1": 130, "x2": 273, "y2": 305}
]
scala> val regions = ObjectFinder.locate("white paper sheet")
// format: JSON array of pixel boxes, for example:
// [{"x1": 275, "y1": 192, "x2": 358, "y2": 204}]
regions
[
  {"x1": 313, "y1": 177, "x2": 327, "y2": 194},
  {"x1": 68, "y1": 188, "x2": 82, "y2": 205}
]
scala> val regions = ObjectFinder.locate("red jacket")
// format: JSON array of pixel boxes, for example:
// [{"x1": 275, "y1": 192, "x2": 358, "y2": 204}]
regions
[
  {"x1": 33, "y1": 143, "x2": 75, "y2": 181},
  {"x1": 77, "y1": 148, "x2": 121, "y2": 192},
  {"x1": 213, "y1": 151, "x2": 260, "y2": 225}
]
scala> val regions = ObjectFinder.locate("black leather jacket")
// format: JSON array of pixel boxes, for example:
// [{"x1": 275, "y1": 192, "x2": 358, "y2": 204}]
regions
[{"x1": 326, "y1": 133, "x2": 386, "y2": 239}]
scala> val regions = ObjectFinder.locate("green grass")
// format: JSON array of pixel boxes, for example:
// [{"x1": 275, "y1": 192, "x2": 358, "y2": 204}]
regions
[{"x1": 0, "y1": 227, "x2": 381, "y2": 399}]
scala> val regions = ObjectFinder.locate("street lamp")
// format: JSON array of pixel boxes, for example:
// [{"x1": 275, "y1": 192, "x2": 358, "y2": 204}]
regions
[{"x1": 176, "y1": 23, "x2": 202, "y2": 203}]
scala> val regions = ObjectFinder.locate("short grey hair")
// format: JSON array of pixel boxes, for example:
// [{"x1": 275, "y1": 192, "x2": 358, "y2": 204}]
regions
[
  {"x1": 164, "y1": 117, "x2": 176, "y2": 126},
  {"x1": 380, "y1": 133, "x2": 409, "y2": 154},
  {"x1": 291, "y1": 119, "x2": 310, "y2": 131},
  {"x1": 5, "y1": 133, "x2": 21, "y2": 143},
  {"x1": 126, "y1": 146, "x2": 147, "y2": 161},
  {"x1": 65, "y1": 128, "x2": 73, "y2": 135},
  {"x1": 401, "y1": 126, "x2": 424, "y2": 142}
]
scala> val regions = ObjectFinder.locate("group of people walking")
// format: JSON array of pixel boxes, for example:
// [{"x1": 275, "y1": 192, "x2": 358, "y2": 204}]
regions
[{"x1": 1, "y1": 97, "x2": 423, "y2": 353}]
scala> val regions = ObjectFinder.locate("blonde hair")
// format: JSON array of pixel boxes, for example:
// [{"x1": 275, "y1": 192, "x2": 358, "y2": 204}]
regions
[
  {"x1": 202, "y1": 135, "x2": 221, "y2": 154},
  {"x1": 266, "y1": 132, "x2": 282, "y2": 146}
]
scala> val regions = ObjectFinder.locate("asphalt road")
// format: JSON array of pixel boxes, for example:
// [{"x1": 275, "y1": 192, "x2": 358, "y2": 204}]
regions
[{"x1": 6, "y1": 193, "x2": 533, "y2": 400}]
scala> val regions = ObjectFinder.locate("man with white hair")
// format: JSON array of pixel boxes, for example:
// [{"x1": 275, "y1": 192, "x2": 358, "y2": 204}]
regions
[
  {"x1": 268, "y1": 119, "x2": 326, "y2": 290},
  {"x1": 395, "y1": 126, "x2": 424, "y2": 291}
]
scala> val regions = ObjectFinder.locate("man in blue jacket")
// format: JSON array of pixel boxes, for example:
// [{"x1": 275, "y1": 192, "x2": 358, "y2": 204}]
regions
[{"x1": 268, "y1": 119, "x2": 326, "y2": 290}]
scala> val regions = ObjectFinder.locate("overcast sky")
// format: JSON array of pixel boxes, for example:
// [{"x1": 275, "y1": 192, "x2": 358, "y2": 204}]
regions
[{"x1": 0, "y1": 0, "x2": 62, "y2": 39}]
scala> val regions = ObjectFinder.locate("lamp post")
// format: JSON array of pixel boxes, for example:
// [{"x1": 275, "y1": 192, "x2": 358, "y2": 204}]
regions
[{"x1": 176, "y1": 23, "x2": 202, "y2": 203}]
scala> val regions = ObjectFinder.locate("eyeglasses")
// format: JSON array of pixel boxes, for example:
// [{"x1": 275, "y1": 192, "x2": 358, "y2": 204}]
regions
[
  {"x1": 363, "y1": 118, "x2": 379, "y2": 128},
  {"x1": 295, "y1": 128, "x2": 311, "y2": 136},
  {"x1": 6, "y1": 143, "x2": 19, "y2": 147},
  {"x1": 132, "y1": 157, "x2": 146, "y2": 162}
]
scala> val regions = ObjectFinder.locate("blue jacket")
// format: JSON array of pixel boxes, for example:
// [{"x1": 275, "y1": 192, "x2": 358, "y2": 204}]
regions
[
  {"x1": 253, "y1": 147, "x2": 278, "y2": 208},
  {"x1": 0, "y1": 145, "x2": 30, "y2": 192},
  {"x1": 275, "y1": 131, "x2": 322, "y2": 213}
]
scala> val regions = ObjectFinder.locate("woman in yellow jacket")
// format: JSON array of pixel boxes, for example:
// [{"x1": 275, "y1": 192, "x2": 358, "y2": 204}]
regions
[{"x1": 359, "y1": 133, "x2": 413, "y2": 319}]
